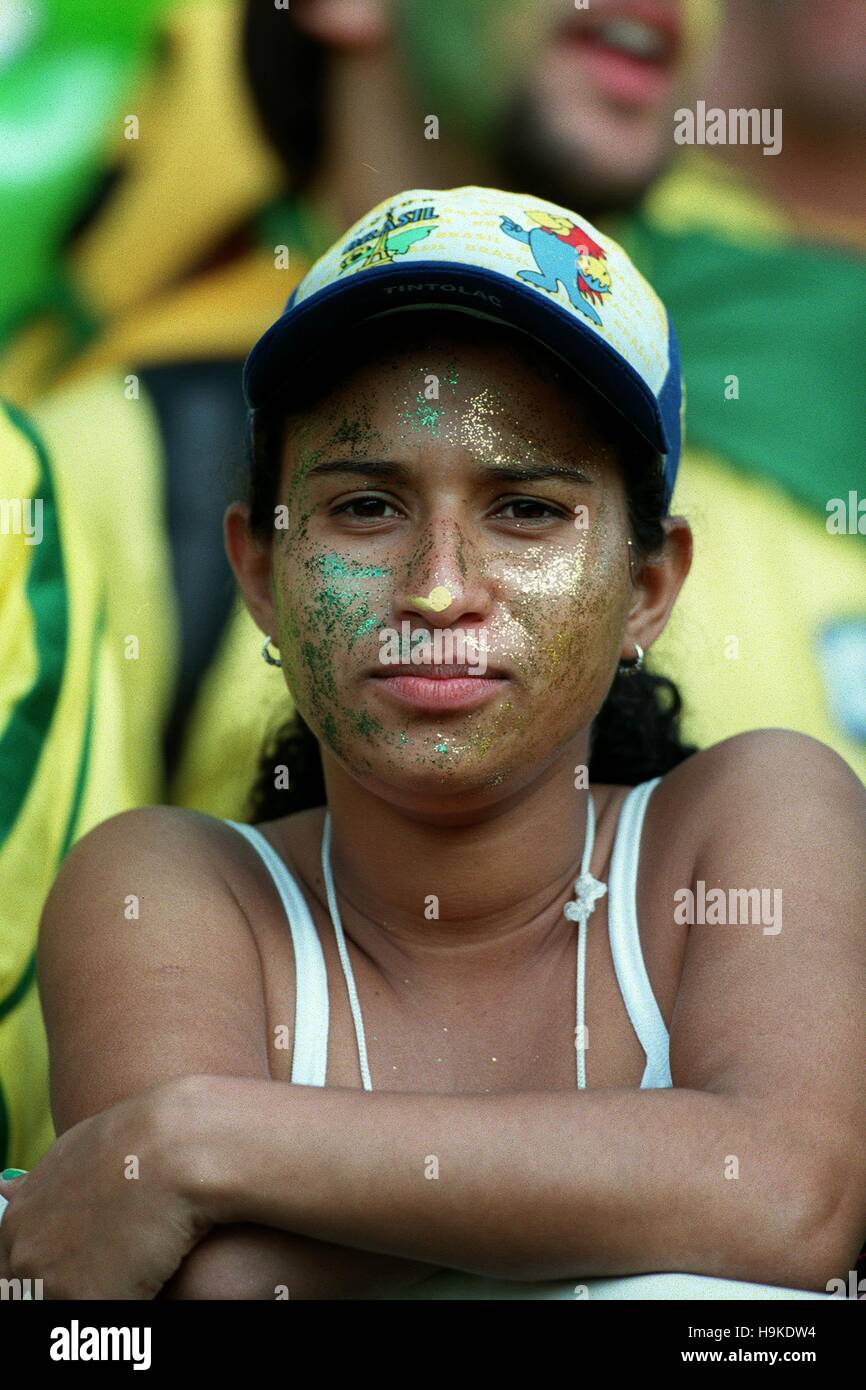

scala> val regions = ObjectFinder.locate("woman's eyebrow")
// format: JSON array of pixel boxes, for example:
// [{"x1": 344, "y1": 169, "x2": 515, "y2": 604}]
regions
[
  {"x1": 478, "y1": 462, "x2": 594, "y2": 485},
  {"x1": 306, "y1": 459, "x2": 593, "y2": 485}
]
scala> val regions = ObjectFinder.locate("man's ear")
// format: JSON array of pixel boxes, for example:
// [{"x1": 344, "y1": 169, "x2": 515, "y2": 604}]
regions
[
  {"x1": 224, "y1": 501, "x2": 276, "y2": 639},
  {"x1": 622, "y1": 516, "x2": 693, "y2": 660},
  {"x1": 290, "y1": 0, "x2": 387, "y2": 48}
]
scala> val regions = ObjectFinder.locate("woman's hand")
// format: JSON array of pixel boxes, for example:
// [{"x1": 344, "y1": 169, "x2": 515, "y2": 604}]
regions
[{"x1": 0, "y1": 1077, "x2": 214, "y2": 1299}]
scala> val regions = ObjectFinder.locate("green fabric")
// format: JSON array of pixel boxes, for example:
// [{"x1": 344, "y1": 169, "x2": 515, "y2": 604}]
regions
[
  {"x1": 0, "y1": 1080, "x2": 8, "y2": 1172},
  {"x1": 0, "y1": 412, "x2": 105, "y2": 1168},
  {"x1": 393, "y1": 0, "x2": 547, "y2": 152},
  {"x1": 58, "y1": 594, "x2": 106, "y2": 862},
  {"x1": 611, "y1": 214, "x2": 866, "y2": 523},
  {"x1": 0, "y1": 587, "x2": 105, "y2": 1162},
  {"x1": 257, "y1": 197, "x2": 340, "y2": 269},
  {"x1": 0, "y1": 0, "x2": 175, "y2": 344},
  {"x1": 0, "y1": 953, "x2": 37, "y2": 1027},
  {"x1": 0, "y1": 590, "x2": 106, "y2": 1021},
  {"x1": 0, "y1": 402, "x2": 68, "y2": 846}
]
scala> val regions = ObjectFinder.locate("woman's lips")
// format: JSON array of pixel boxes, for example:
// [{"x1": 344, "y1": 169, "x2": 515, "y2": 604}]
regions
[{"x1": 368, "y1": 674, "x2": 508, "y2": 712}]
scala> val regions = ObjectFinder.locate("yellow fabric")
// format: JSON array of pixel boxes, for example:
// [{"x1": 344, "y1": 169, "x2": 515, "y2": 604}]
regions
[
  {"x1": 645, "y1": 146, "x2": 866, "y2": 255},
  {"x1": 643, "y1": 149, "x2": 794, "y2": 246},
  {"x1": 170, "y1": 597, "x2": 295, "y2": 819},
  {"x1": 26, "y1": 244, "x2": 302, "y2": 821},
  {"x1": 0, "y1": 317, "x2": 68, "y2": 416},
  {"x1": 654, "y1": 448, "x2": 866, "y2": 785},
  {"x1": 0, "y1": 404, "x2": 164, "y2": 1169},
  {"x1": 31, "y1": 374, "x2": 178, "y2": 791},
  {"x1": 0, "y1": 0, "x2": 283, "y2": 408},
  {"x1": 69, "y1": 0, "x2": 283, "y2": 325},
  {"x1": 61, "y1": 249, "x2": 290, "y2": 386},
  {"x1": 0, "y1": 977, "x2": 55, "y2": 1172}
]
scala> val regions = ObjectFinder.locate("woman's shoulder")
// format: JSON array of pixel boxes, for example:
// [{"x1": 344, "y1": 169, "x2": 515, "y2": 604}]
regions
[
  {"x1": 38, "y1": 808, "x2": 293, "y2": 1135},
  {"x1": 64, "y1": 800, "x2": 317, "y2": 851},
  {"x1": 649, "y1": 728, "x2": 865, "y2": 857},
  {"x1": 51, "y1": 803, "x2": 323, "y2": 917},
  {"x1": 659, "y1": 727, "x2": 862, "y2": 792},
  {"x1": 45, "y1": 805, "x2": 288, "y2": 936},
  {"x1": 59, "y1": 804, "x2": 243, "y2": 876}
]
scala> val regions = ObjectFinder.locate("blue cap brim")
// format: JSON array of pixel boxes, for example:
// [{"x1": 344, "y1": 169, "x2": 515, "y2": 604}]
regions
[{"x1": 244, "y1": 261, "x2": 680, "y2": 508}]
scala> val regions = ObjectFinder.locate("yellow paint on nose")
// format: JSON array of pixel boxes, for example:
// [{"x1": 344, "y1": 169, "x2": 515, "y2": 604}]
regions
[{"x1": 411, "y1": 585, "x2": 453, "y2": 613}]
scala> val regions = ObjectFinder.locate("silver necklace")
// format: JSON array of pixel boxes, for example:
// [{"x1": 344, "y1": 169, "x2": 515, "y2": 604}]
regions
[{"x1": 320, "y1": 797, "x2": 607, "y2": 1090}]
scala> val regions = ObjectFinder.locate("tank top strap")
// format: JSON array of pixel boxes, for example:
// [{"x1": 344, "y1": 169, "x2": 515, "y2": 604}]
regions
[
  {"x1": 225, "y1": 821, "x2": 329, "y2": 1088},
  {"x1": 605, "y1": 778, "x2": 672, "y2": 1089}
]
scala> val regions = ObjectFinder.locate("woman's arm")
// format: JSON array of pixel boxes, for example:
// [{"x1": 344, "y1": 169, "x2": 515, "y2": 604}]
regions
[
  {"x1": 36, "y1": 806, "x2": 441, "y2": 1299},
  {"x1": 177, "y1": 732, "x2": 866, "y2": 1291},
  {"x1": 15, "y1": 731, "x2": 866, "y2": 1295},
  {"x1": 158, "y1": 1224, "x2": 438, "y2": 1301}
]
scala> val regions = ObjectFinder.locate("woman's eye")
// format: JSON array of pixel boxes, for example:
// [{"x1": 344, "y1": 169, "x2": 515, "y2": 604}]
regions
[
  {"x1": 330, "y1": 495, "x2": 570, "y2": 525},
  {"x1": 494, "y1": 497, "x2": 570, "y2": 524},
  {"x1": 332, "y1": 496, "x2": 400, "y2": 521}
]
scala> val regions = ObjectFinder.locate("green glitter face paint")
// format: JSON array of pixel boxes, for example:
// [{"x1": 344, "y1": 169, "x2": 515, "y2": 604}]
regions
[
  {"x1": 312, "y1": 552, "x2": 391, "y2": 651},
  {"x1": 267, "y1": 315, "x2": 634, "y2": 798},
  {"x1": 400, "y1": 393, "x2": 444, "y2": 437},
  {"x1": 397, "y1": 357, "x2": 461, "y2": 439}
]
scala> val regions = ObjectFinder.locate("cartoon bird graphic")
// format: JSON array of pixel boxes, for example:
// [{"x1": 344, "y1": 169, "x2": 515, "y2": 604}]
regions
[{"x1": 499, "y1": 209, "x2": 612, "y2": 326}]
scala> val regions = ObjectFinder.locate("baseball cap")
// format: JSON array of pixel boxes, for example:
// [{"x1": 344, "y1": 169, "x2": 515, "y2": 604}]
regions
[{"x1": 244, "y1": 185, "x2": 683, "y2": 509}]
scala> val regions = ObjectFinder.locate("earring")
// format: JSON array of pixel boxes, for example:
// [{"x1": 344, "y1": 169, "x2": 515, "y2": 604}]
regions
[
  {"x1": 626, "y1": 537, "x2": 638, "y2": 583},
  {"x1": 261, "y1": 635, "x2": 282, "y2": 668},
  {"x1": 618, "y1": 641, "x2": 644, "y2": 676}
]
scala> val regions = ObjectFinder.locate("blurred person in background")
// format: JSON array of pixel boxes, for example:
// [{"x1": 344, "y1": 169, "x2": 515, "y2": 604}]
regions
[
  {"x1": 612, "y1": 0, "x2": 866, "y2": 780},
  {"x1": 699, "y1": 0, "x2": 866, "y2": 244},
  {"x1": 0, "y1": 0, "x2": 288, "y2": 811}
]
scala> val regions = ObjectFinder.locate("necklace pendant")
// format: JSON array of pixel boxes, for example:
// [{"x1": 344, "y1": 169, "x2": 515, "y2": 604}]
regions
[{"x1": 563, "y1": 872, "x2": 608, "y2": 925}]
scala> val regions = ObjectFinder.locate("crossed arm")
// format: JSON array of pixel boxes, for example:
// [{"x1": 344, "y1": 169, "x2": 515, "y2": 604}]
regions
[
  {"x1": 34, "y1": 733, "x2": 866, "y2": 1298},
  {"x1": 161, "y1": 1072, "x2": 856, "y2": 1294}
]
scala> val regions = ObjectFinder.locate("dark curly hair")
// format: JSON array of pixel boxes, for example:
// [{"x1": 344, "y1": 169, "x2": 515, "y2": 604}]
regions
[{"x1": 242, "y1": 315, "x2": 695, "y2": 821}]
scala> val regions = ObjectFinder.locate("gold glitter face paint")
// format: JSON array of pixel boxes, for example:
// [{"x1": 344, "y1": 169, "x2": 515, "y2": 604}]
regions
[{"x1": 268, "y1": 315, "x2": 635, "y2": 798}]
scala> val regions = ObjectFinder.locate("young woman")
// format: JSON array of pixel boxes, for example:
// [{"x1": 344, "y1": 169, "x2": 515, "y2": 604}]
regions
[{"x1": 1, "y1": 188, "x2": 864, "y2": 1301}]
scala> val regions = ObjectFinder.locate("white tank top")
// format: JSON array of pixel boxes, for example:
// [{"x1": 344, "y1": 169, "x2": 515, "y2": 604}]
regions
[
  {"x1": 1, "y1": 790, "x2": 827, "y2": 1299},
  {"x1": 223, "y1": 778, "x2": 679, "y2": 1300},
  {"x1": 226, "y1": 775, "x2": 672, "y2": 1091}
]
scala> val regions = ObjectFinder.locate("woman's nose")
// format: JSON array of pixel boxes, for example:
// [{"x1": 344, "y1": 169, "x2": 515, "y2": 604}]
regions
[{"x1": 395, "y1": 520, "x2": 491, "y2": 627}]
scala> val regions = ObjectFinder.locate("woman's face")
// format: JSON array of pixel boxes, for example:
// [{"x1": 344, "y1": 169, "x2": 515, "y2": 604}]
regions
[{"x1": 267, "y1": 316, "x2": 637, "y2": 803}]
